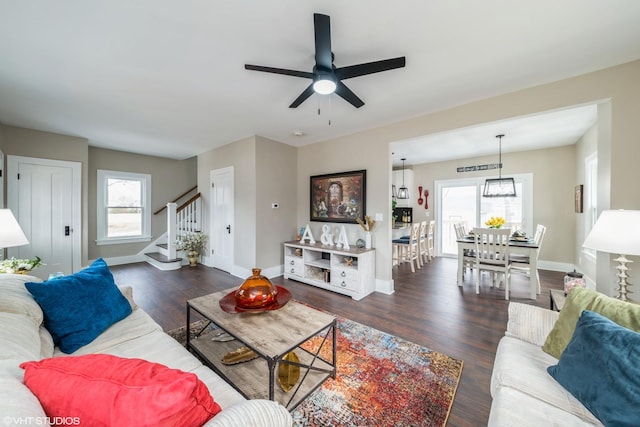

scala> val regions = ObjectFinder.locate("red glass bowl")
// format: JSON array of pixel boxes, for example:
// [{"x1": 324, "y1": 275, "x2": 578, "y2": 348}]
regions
[{"x1": 219, "y1": 286, "x2": 292, "y2": 314}]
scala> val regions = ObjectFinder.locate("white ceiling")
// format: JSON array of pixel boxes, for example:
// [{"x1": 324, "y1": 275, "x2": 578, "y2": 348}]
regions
[
  {"x1": 391, "y1": 104, "x2": 598, "y2": 166},
  {"x1": 0, "y1": 1, "x2": 639, "y2": 161}
]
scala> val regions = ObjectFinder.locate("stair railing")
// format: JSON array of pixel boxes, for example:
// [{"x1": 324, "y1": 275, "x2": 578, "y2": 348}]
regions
[
  {"x1": 154, "y1": 185, "x2": 197, "y2": 215},
  {"x1": 167, "y1": 203, "x2": 178, "y2": 260},
  {"x1": 166, "y1": 192, "x2": 202, "y2": 260},
  {"x1": 177, "y1": 192, "x2": 202, "y2": 236}
]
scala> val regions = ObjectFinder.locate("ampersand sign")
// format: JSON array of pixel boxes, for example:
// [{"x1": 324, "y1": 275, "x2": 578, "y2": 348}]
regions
[{"x1": 320, "y1": 224, "x2": 334, "y2": 246}]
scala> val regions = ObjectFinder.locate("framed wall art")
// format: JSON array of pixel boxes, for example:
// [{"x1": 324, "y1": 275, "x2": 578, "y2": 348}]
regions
[
  {"x1": 310, "y1": 170, "x2": 366, "y2": 223},
  {"x1": 575, "y1": 184, "x2": 583, "y2": 213}
]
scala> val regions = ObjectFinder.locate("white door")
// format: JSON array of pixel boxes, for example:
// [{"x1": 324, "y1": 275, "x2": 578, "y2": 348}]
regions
[
  {"x1": 210, "y1": 167, "x2": 234, "y2": 272},
  {"x1": 7, "y1": 156, "x2": 82, "y2": 278}
]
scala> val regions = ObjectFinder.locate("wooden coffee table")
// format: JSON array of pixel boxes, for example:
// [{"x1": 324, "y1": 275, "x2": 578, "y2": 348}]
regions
[{"x1": 186, "y1": 288, "x2": 336, "y2": 409}]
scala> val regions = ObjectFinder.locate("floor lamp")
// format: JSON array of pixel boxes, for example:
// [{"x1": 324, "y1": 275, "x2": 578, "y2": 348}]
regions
[
  {"x1": 582, "y1": 210, "x2": 640, "y2": 301},
  {"x1": 0, "y1": 209, "x2": 29, "y2": 253}
]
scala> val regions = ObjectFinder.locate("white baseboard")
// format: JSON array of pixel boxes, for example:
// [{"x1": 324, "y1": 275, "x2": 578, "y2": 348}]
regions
[
  {"x1": 375, "y1": 278, "x2": 395, "y2": 295},
  {"x1": 95, "y1": 254, "x2": 146, "y2": 267},
  {"x1": 537, "y1": 260, "x2": 574, "y2": 273}
]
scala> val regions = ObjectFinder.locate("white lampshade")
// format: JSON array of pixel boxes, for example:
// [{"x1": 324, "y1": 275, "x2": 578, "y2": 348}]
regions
[
  {"x1": 0, "y1": 209, "x2": 29, "y2": 248},
  {"x1": 583, "y1": 210, "x2": 640, "y2": 255}
]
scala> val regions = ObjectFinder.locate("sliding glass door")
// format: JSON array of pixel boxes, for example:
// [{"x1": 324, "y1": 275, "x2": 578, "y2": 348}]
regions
[
  {"x1": 436, "y1": 174, "x2": 533, "y2": 256},
  {"x1": 440, "y1": 184, "x2": 477, "y2": 255}
]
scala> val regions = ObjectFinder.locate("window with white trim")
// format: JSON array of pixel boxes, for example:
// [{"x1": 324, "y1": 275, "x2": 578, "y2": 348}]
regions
[{"x1": 97, "y1": 170, "x2": 151, "y2": 245}]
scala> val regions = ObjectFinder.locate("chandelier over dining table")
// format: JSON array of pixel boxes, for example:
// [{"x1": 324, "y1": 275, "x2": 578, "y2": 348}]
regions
[{"x1": 483, "y1": 134, "x2": 516, "y2": 198}]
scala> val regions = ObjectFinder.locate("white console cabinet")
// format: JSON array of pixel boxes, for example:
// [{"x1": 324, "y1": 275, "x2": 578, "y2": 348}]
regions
[{"x1": 283, "y1": 241, "x2": 376, "y2": 301}]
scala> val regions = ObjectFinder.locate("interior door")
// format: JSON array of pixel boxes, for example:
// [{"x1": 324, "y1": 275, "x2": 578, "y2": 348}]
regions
[
  {"x1": 7, "y1": 156, "x2": 81, "y2": 278},
  {"x1": 210, "y1": 167, "x2": 234, "y2": 273}
]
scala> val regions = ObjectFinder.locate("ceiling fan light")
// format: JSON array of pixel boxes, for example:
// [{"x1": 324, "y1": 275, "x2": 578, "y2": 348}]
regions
[{"x1": 313, "y1": 78, "x2": 336, "y2": 94}]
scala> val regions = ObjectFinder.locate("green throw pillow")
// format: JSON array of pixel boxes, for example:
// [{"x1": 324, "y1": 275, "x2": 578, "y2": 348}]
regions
[{"x1": 542, "y1": 287, "x2": 640, "y2": 359}]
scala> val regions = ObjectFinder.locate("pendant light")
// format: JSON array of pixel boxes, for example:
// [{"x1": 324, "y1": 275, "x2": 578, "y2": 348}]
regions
[
  {"x1": 397, "y1": 158, "x2": 410, "y2": 199},
  {"x1": 483, "y1": 134, "x2": 516, "y2": 197}
]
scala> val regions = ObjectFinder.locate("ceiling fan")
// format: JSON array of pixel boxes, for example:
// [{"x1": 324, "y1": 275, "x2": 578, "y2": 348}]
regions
[{"x1": 244, "y1": 13, "x2": 406, "y2": 109}]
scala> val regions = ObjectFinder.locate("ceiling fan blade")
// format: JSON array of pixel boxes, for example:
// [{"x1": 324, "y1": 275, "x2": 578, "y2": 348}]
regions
[
  {"x1": 245, "y1": 64, "x2": 313, "y2": 79},
  {"x1": 336, "y1": 57, "x2": 406, "y2": 80},
  {"x1": 335, "y1": 81, "x2": 364, "y2": 108},
  {"x1": 314, "y1": 13, "x2": 332, "y2": 70},
  {"x1": 289, "y1": 84, "x2": 315, "y2": 108}
]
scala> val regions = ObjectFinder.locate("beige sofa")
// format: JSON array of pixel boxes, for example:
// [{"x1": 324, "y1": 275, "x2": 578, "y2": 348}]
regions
[
  {"x1": 0, "y1": 273, "x2": 292, "y2": 427},
  {"x1": 489, "y1": 302, "x2": 603, "y2": 426}
]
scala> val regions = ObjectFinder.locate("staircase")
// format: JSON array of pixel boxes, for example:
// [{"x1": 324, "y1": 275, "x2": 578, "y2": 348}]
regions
[{"x1": 145, "y1": 191, "x2": 202, "y2": 270}]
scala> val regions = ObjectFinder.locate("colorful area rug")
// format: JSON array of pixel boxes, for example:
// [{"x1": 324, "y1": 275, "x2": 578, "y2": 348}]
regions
[{"x1": 168, "y1": 316, "x2": 463, "y2": 426}]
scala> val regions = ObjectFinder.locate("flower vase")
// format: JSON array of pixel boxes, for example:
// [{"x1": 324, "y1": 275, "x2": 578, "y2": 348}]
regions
[
  {"x1": 365, "y1": 232, "x2": 372, "y2": 249},
  {"x1": 187, "y1": 251, "x2": 199, "y2": 267}
]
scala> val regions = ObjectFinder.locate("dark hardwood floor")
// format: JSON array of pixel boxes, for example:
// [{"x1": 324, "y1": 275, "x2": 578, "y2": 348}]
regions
[{"x1": 110, "y1": 257, "x2": 564, "y2": 427}]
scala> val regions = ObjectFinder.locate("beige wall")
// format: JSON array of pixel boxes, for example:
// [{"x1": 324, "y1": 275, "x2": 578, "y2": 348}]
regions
[
  {"x1": 0, "y1": 124, "x2": 197, "y2": 267},
  {"x1": 4, "y1": 59, "x2": 640, "y2": 297},
  {"x1": 198, "y1": 136, "x2": 257, "y2": 270},
  {"x1": 0, "y1": 125, "x2": 90, "y2": 265},
  {"x1": 411, "y1": 145, "x2": 576, "y2": 265},
  {"x1": 255, "y1": 136, "x2": 297, "y2": 269},
  {"x1": 297, "y1": 59, "x2": 640, "y2": 296},
  {"x1": 88, "y1": 147, "x2": 197, "y2": 260},
  {"x1": 297, "y1": 136, "x2": 392, "y2": 288},
  {"x1": 197, "y1": 136, "x2": 296, "y2": 276}
]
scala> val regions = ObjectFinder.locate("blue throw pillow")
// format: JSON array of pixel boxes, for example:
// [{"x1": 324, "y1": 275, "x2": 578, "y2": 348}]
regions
[
  {"x1": 25, "y1": 258, "x2": 132, "y2": 354},
  {"x1": 547, "y1": 310, "x2": 640, "y2": 426}
]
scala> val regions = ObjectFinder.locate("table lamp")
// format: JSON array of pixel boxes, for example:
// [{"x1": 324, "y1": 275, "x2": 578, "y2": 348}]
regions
[
  {"x1": 582, "y1": 210, "x2": 640, "y2": 301},
  {"x1": 0, "y1": 209, "x2": 29, "y2": 250}
]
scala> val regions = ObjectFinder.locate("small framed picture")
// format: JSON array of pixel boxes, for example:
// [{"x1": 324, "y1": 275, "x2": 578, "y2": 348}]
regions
[{"x1": 575, "y1": 185, "x2": 583, "y2": 213}]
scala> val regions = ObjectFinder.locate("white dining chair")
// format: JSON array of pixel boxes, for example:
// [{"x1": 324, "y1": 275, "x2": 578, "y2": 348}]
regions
[
  {"x1": 473, "y1": 227, "x2": 512, "y2": 300},
  {"x1": 418, "y1": 221, "x2": 429, "y2": 265},
  {"x1": 454, "y1": 223, "x2": 474, "y2": 279},
  {"x1": 426, "y1": 220, "x2": 435, "y2": 261},
  {"x1": 510, "y1": 224, "x2": 546, "y2": 293},
  {"x1": 392, "y1": 222, "x2": 421, "y2": 272}
]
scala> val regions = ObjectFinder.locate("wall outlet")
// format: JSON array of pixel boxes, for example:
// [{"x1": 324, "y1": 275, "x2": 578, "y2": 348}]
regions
[{"x1": 375, "y1": 213, "x2": 383, "y2": 221}]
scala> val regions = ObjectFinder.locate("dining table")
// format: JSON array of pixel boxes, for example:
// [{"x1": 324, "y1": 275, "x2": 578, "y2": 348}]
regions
[{"x1": 456, "y1": 235, "x2": 540, "y2": 299}]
